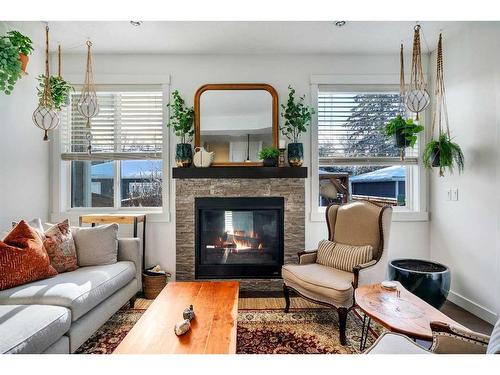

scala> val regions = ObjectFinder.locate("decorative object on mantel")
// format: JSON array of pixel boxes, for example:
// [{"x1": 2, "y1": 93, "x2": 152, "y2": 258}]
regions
[
  {"x1": 259, "y1": 147, "x2": 279, "y2": 167},
  {"x1": 280, "y1": 85, "x2": 315, "y2": 167},
  {"x1": 405, "y1": 24, "x2": 430, "y2": 120},
  {"x1": 5, "y1": 30, "x2": 33, "y2": 74},
  {"x1": 423, "y1": 33, "x2": 464, "y2": 177},
  {"x1": 174, "y1": 319, "x2": 191, "y2": 336},
  {"x1": 193, "y1": 146, "x2": 214, "y2": 167},
  {"x1": 167, "y1": 90, "x2": 195, "y2": 167},
  {"x1": 382, "y1": 43, "x2": 424, "y2": 161},
  {"x1": 32, "y1": 26, "x2": 60, "y2": 141},
  {"x1": 183, "y1": 305, "x2": 195, "y2": 321},
  {"x1": 278, "y1": 139, "x2": 286, "y2": 167},
  {"x1": 77, "y1": 41, "x2": 99, "y2": 154},
  {"x1": 37, "y1": 45, "x2": 73, "y2": 110}
]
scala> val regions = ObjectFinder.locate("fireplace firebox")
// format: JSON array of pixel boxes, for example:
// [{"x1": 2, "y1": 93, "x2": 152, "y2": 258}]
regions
[{"x1": 195, "y1": 197, "x2": 284, "y2": 279}]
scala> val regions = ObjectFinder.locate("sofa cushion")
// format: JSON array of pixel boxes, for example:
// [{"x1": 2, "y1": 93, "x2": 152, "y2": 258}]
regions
[
  {"x1": 487, "y1": 318, "x2": 500, "y2": 354},
  {"x1": 282, "y1": 263, "x2": 354, "y2": 307},
  {"x1": 316, "y1": 240, "x2": 373, "y2": 272},
  {"x1": 0, "y1": 304, "x2": 71, "y2": 354},
  {"x1": 0, "y1": 261, "x2": 135, "y2": 321},
  {"x1": 0, "y1": 220, "x2": 58, "y2": 291},
  {"x1": 43, "y1": 219, "x2": 78, "y2": 273},
  {"x1": 73, "y1": 224, "x2": 118, "y2": 266}
]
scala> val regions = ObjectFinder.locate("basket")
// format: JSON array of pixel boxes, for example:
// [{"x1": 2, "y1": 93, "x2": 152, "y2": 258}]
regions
[{"x1": 142, "y1": 268, "x2": 169, "y2": 300}]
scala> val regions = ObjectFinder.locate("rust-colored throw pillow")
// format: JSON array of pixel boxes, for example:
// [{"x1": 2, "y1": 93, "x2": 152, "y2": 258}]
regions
[
  {"x1": 43, "y1": 219, "x2": 78, "y2": 273},
  {"x1": 0, "y1": 220, "x2": 58, "y2": 291}
]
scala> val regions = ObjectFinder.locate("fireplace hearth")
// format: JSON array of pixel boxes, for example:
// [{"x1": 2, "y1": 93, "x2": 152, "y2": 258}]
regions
[{"x1": 195, "y1": 197, "x2": 284, "y2": 279}]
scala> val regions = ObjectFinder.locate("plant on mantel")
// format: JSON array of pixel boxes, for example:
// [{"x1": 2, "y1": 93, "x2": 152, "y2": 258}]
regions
[
  {"x1": 167, "y1": 90, "x2": 195, "y2": 167},
  {"x1": 423, "y1": 33, "x2": 464, "y2": 177},
  {"x1": 280, "y1": 85, "x2": 315, "y2": 167},
  {"x1": 259, "y1": 147, "x2": 279, "y2": 167}
]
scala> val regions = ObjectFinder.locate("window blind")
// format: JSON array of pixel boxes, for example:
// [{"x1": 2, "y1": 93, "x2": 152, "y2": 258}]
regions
[
  {"x1": 61, "y1": 89, "x2": 163, "y2": 160},
  {"x1": 318, "y1": 86, "x2": 418, "y2": 165}
]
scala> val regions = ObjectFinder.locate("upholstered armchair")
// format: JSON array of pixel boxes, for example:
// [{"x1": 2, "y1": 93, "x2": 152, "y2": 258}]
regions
[
  {"x1": 281, "y1": 201, "x2": 392, "y2": 345},
  {"x1": 366, "y1": 319, "x2": 500, "y2": 354}
]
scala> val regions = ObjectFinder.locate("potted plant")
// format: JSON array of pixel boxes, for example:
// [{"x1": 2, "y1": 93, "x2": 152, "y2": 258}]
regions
[
  {"x1": 280, "y1": 85, "x2": 315, "y2": 167},
  {"x1": 383, "y1": 115, "x2": 424, "y2": 148},
  {"x1": 259, "y1": 147, "x2": 279, "y2": 167},
  {"x1": 37, "y1": 75, "x2": 73, "y2": 110},
  {"x1": 0, "y1": 36, "x2": 23, "y2": 94},
  {"x1": 6, "y1": 31, "x2": 34, "y2": 73},
  {"x1": 167, "y1": 90, "x2": 195, "y2": 167},
  {"x1": 423, "y1": 133, "x2": 464, "y2": 176}
]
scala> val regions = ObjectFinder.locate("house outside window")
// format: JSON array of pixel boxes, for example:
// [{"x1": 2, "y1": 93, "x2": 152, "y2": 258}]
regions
[
  {"x1": 311, "y1": 82, "x2": 424, "y2": 220},
  {"x1": 60, "y1": 86, "x2": 165, "y2": 210}
]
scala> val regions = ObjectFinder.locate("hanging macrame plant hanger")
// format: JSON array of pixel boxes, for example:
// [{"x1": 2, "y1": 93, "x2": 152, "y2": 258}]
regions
[
  {"x1": 32, "y1": 26, "x2": 60, "y2": 141},
  {"x1": 432, "y1": 33, "x2": 450, "y2": 177},
  {"x1": 399, "y1": 43, "x2": 406, "y2": 161},
  {"x1": 406, "y1": 24, "x2": 430, "y2": 120}
]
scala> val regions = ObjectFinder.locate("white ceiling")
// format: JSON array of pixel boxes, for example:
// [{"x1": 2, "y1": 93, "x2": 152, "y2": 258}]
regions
[{"x1": 12, "y1": 21, "x2": 469, "y2": 55}]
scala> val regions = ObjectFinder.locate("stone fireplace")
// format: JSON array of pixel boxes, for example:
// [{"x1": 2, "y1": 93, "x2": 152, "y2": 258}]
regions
[{"x1": 174, "y1": 167, "x2": 306, "y2": 292}]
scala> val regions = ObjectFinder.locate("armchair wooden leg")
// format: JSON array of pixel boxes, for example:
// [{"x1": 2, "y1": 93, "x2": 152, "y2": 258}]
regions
[
  {"x1": 338, "y1": 307, "x2": 348, "y2": 346},
  {"x1": 283, "y1": 284, "x2": 290, "y2": 313}
]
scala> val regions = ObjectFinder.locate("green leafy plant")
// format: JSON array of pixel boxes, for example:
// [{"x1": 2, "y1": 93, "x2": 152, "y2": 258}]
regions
[
  {"x1": 280, "y1": 85, "x2": 315, "y2": 143},
  {"x1": 166, "y1": 90, "x2": 195, "y2": 144},
  {"x1": 259, "y1": 147, "x2": 280, "y2": 160},
  {"x1": 6, "y1": 31, "x2": 34, "y2": 56},
  {"x1": 383, "y1": 115, "x2": 424, "y2": 148},
  {"x1": 36, "y1": 75, "x2": 73, "y2": 110},
  {"x1": 0, "y1": 36, "x2": 23, "y2": 94},
  {"x1": 423, "y1": 132, "x2": 464, "y2": 175}
]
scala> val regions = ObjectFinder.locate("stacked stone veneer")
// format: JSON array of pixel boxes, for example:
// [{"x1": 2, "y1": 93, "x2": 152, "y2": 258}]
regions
[{"x1": 175, "y1": 178, "x2": 305, "y2": 291}]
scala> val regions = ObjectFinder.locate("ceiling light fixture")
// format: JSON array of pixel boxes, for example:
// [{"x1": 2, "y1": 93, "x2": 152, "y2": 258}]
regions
[
  {"x1": 130, "y1": 21, "x2": 142, "y2": 27},
  {"x1": 334, "y1": 21, "x2": 346, "y2": 27}
]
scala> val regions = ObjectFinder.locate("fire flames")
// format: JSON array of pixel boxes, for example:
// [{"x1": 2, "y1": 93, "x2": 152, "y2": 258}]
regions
[{"x1": 210, "y1": 231, "x2": 264, "y2": 251}]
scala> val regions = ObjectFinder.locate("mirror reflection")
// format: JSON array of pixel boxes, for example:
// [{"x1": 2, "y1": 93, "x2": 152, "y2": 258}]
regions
[{"x1": 199, "y1": 90, "x2": 273, "y2": 163}]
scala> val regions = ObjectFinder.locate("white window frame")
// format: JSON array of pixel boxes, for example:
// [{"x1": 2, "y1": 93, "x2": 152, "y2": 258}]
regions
[
  {"x1": 309, "y1": 75, "x2": 429, "y2": 222},
  {"x1": 50, "y1": 74, "x2": 171, "y2": 223}
]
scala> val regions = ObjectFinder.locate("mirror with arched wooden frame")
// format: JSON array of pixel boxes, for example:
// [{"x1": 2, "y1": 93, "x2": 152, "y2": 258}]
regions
[{"x1": 194, "y1": 83, "x2": 279, "y2": 166}]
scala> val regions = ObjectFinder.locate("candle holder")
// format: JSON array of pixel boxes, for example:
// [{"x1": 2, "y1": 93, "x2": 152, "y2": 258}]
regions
[{"x1": 278, "y1": 148, "x2": 286, "y2": 167}]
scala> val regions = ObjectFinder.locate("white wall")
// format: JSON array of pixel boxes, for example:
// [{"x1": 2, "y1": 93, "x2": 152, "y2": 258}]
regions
[
  {"x1": 0, "y1": 22, "x2": 50, "y2": 230},
  {"x1": 53, "y1": 52, "x2": 430, "y2": 280},
  {"x1": 428, "y1": 22, "x2": 500, "y2": 323}
]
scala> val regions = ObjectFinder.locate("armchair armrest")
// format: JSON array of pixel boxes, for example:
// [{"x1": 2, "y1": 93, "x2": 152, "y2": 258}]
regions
[
  {"x1": 118, "y1": 238, "x2": 142, "y2": 291},
  {"x1": 352, "y1": 260, "x2": 378, "y2": 288},
  {"x1": 297, "y1": 250, "x2": 317, "y2": 265},
  {"x1": 430, "y1": 321, "x2": 489, "y2": 354}
]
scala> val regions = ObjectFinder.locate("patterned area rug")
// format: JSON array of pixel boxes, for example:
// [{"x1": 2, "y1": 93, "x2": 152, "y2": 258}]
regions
[{"x1": 76, "y1": 306, "x2": 383, "y2": 354}]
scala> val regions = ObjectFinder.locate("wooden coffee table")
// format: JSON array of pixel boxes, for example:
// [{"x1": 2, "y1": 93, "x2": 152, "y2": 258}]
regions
[
  {"x1": 355, "y1": 281, "x2": 466, "y2": 350},
  {"x1": 114, "y1": 281, "x2": 239, "y2": 354}
]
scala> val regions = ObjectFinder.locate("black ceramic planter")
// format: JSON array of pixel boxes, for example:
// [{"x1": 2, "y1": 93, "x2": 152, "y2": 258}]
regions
[
  {"x1": 430, "y1": 149, "x2": 441, "y2": 168},
  {"x1": 388, "y1": 258, "x2": 451, "y2": 309},
  {"x1": 262, "y1": 157, "x2": 278, "y2": 167},
  {"x1": 288, "y1": 142, "x2": 304, "y2": 167},
  {"x1": 176, "y1": 143, "x2": 193, "y2": 167}
]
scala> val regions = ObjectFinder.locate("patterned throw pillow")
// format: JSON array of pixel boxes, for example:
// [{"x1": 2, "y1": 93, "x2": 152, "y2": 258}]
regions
[
  {"x1": 0, "y1": 220, "x2": 58, "y2": 291},
  {"x1": 316, "y1": 240, "x2": 373, "y2": 272},
  {"x1": 43, "y1": 219, "x2": 78, "y2": 273}
]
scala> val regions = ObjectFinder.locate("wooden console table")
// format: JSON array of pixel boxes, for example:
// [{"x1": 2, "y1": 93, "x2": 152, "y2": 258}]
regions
[{"x1": 79, "y1": 213, "x2": 146, "y2": 272}]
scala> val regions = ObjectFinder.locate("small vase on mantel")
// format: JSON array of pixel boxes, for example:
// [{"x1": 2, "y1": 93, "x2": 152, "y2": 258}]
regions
[
  {"x1": 176, "y1": 143, "x2": 193, "y2": 167},
  {"x1": 287, "y1": 142, "x2": 304, "y2": 167}
]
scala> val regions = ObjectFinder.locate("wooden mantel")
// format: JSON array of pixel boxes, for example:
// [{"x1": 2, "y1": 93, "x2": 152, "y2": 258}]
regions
[{"x1": 172, "y1": 166, "x2": 307, "y2": 179}]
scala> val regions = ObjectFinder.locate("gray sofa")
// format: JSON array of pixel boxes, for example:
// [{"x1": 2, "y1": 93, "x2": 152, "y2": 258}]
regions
[{"x1": 0, "y1": 238, "x2": 142, "y2": 354}]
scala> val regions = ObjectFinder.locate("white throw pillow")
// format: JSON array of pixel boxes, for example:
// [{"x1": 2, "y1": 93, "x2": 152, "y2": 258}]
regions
[{"x1": 72, "y1": 223, "x2": 119, "y2": 266}]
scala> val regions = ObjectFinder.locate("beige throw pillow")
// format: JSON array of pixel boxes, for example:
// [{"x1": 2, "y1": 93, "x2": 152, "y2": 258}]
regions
[
  {"x1": 43, "y1": 219, "x2": 78, "y2": 273},
  {"x1": 316, "y1": 240, "x2": 373, "y2": 272},
  {"x1": 73, "y1": 223, "x2": 119, "y2": 266}
]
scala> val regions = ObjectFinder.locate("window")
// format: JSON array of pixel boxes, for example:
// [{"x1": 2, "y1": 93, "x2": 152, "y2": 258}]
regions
[
  {"x1": 61, "y1": 86, "x2": 164, "y2": 209},
  {"x1": 314, "y1": 85, "x2": 420, "y2": 213}
]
